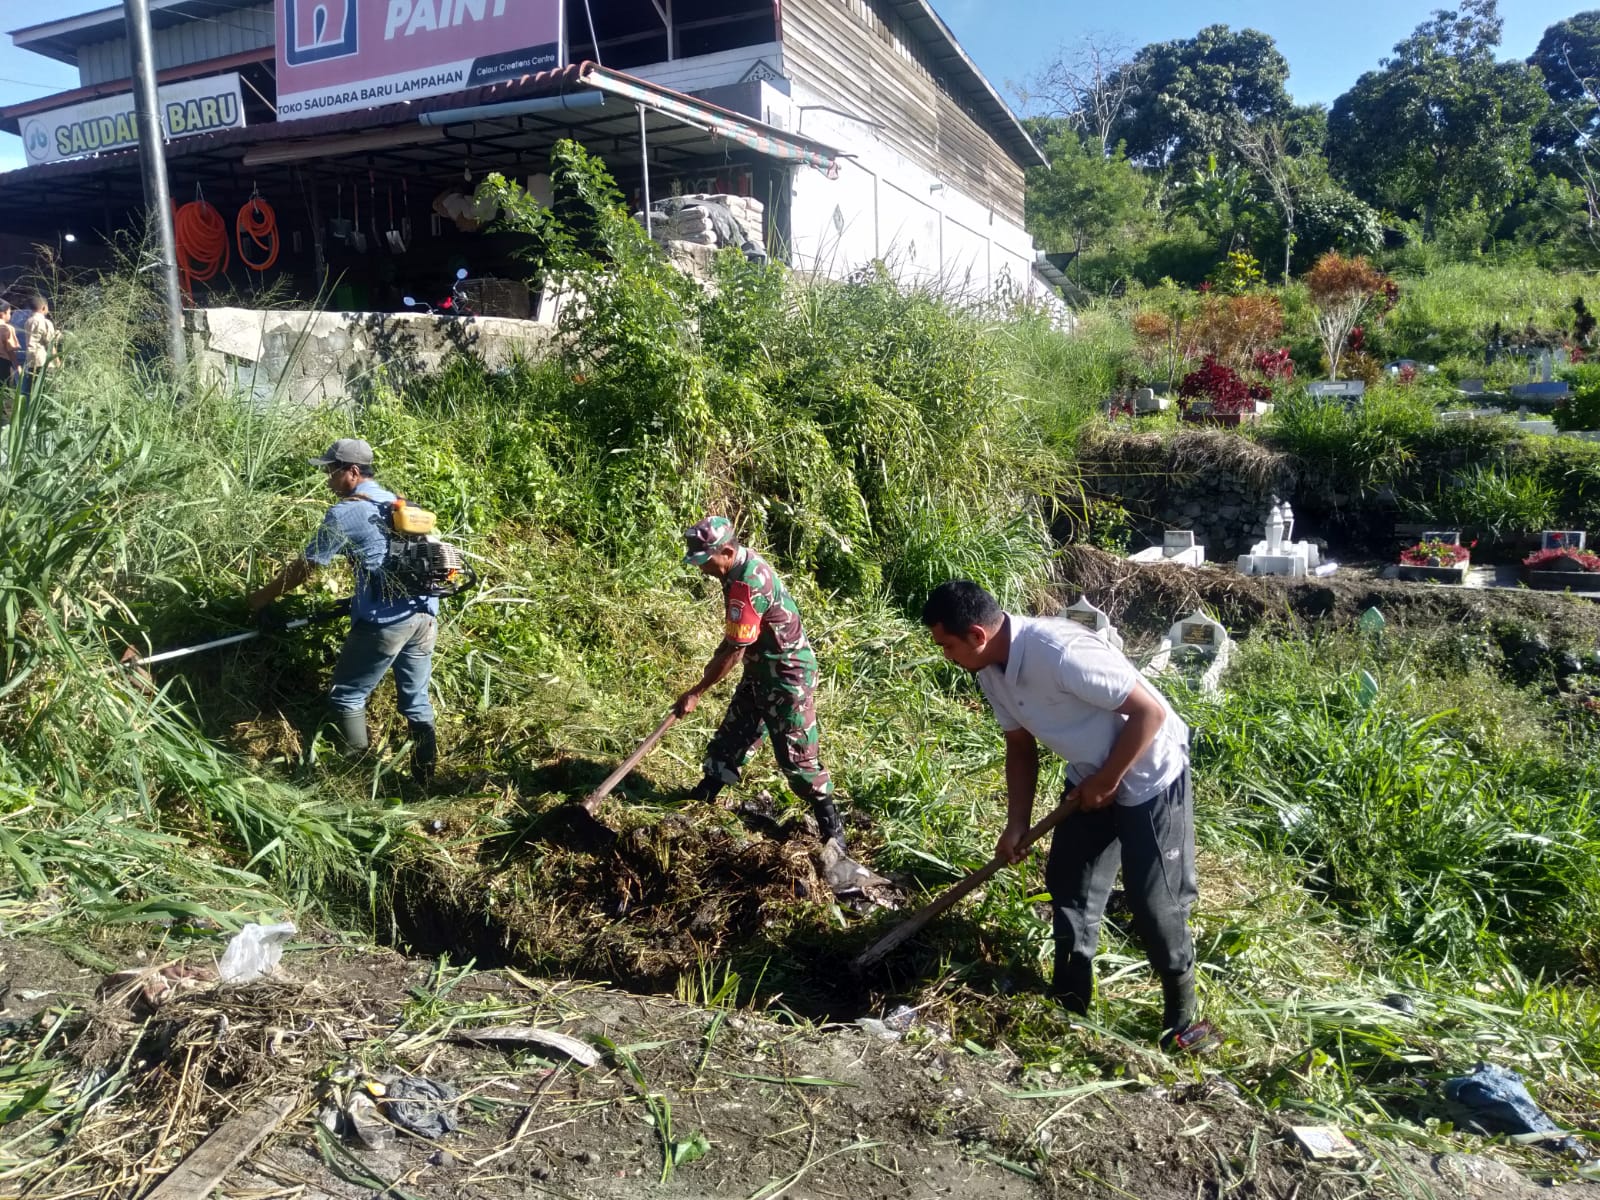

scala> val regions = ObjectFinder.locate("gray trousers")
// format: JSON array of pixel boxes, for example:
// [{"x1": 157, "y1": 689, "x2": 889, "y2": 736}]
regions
[{"x1": 1045, "y1": 767, "x2": 1197, "y2": 1002}]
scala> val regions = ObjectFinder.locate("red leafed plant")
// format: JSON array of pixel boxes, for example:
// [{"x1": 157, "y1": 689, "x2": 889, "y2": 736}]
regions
[
  {"x1": 1400, "y1": 540, "x2": 1470, "y2": 566},
  {"x1": 1398, "y1": 363, "x2": 1419, "y2": 386},
  {"x1": 1178, "y1": 357, "x2": 1256, "y2": 414},
  {"x1": 1524, "y1": 548, "x2": 1600, "y2": 571},
  {"x1": 1254, "y1": 347, "x2": 1294, "y2": 380}
]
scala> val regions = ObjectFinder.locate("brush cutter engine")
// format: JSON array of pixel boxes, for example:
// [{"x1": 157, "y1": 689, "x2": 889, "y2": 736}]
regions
[{"x1": 386, "y1": 534, "x2": 476, "y2": 599}]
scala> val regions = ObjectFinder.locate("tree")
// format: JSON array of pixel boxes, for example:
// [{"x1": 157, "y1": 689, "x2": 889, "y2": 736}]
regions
[
  {"x1": 1021, "y1": 34, "x2": 1146, "y2": 151},
  {"x1": 1233, "y1": 123, "x2": 1305, "y2": 284},
  {"x1": 1107, "y1": 25, "x2": 1292, "y2": 170},
  {"x1": 1327, "y1": 0, "x2": 1548, "y2": 238},
  {"x1": 1529, "y1": 11, "x2": 1600, "y2": 170},
  {"x1": 1024, "y1": 129, "x2": 1152, "y2": 261},
  {"x1": 1174, "y1": 153, "x2": 1273, "y2": 258},
  {"x1": 1304, "y1": 253, "x2": 1389, "y2": 381},
  {"x1": 1529, "y1": 12, "x2": 1600, "y2": 236}
]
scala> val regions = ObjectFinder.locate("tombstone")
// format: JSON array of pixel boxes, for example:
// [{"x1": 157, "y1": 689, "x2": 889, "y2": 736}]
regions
[
  {"x1": 1143, "y1": 609, "x2": 1231, "y2": 695},
  {"x1": 1061, "y1": 595, "x2": 1124, "y2": 650},
  {"x1": 1542, "y1": 530, "x2": 1587, "y2": 551},
  {"x1": 1457, "y1": 379, "x2": 1486, "y2": 396},
  {"x1": 1422, "y1": 531, "x2": 1462, "y2": 545},
  {"x1": 1307, "y1": 380, "x2": 1365, "y2": 401},
  {"x1": 1129, "y1": 529, "x2": 1206, "y2": 567},
  {"x1": 1134, "y1": 386, "x2": 1170, "y2": 413},
  {"x1": 1237, "y1": 498, "x2": 1322, "y2": 577}
]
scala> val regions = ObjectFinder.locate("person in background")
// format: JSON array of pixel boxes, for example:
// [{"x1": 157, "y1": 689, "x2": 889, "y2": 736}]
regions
[
  {"x1": 920, "y1": 580, "x2": 1217, "y2": 1053},
  {"x1": 0, "y1": 302, "x2": 18, "y2": 420},
  {"x1": 22, "y1": 295, "x2": 59, "y2": 395}
]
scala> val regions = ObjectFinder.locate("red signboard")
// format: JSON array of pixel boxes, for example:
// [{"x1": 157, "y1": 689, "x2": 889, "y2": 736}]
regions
[{"x1": 275, "y1": 0, "x2": 562, "y2": 120}]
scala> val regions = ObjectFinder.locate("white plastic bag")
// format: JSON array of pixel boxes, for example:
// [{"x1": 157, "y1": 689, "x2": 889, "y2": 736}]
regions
[{"x1": 217, "y1": 921, "x2": 297, "y2": 983}]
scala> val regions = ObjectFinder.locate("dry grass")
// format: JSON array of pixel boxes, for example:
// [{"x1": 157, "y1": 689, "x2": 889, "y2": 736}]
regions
[{"x1": 1079, "y1": 427, "x2": 1293, "y2": 490}]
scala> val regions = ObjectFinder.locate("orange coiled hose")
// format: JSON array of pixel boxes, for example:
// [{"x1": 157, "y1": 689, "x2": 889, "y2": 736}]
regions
[
  {"x1": 236, "y1": 197, "x2": 279, "y2": 272},
  {"x1": 173, "y1": 199, "x2": 229, "y2": 299}
]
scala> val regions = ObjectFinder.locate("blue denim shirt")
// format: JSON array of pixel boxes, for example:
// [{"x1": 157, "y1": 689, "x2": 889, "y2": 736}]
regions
[{"x1": 304, "y1": 480, "x2": 440, "y2": 626}]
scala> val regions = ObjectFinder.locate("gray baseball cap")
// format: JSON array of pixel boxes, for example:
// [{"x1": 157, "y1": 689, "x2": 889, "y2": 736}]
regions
[{"x1": 308, "y1": 437, "x2": 374, "y2": 467}]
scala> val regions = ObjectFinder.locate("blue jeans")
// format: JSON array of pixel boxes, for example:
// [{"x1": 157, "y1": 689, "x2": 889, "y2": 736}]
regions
[{"x1": 329, "y1": 614, "x2": 437, "y2": 724}]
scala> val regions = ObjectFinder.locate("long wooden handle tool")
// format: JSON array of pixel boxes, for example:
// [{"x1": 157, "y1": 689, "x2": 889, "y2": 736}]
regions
[
  {"x1": 852, "y1": 795, "x2": 1080, "y2": 972},
  {"x1": 579, "y1": 712, "x2": 678, "y2": 815}
]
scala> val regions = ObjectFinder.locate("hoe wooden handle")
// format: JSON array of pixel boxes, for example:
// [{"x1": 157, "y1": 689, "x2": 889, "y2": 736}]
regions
[
  {"x1": 852, "y1": 796, "x2": 1080, "y2": 972},
  {"x1": 580, "y1": 712, "x2": 678, "y2": 814}
]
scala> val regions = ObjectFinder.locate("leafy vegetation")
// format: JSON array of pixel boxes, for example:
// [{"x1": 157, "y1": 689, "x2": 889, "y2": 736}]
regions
[
  {"x1": 1024, "y1": 1, "x2": 1598, "y2": 289},
  {"x1": 5, "y1": 156, "x2": 1600, "y2": 1193}
]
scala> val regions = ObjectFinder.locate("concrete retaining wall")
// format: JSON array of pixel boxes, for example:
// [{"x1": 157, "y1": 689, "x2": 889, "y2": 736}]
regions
[{"x1": 186, "y1": 307, "x2": 557, "y2": 406}]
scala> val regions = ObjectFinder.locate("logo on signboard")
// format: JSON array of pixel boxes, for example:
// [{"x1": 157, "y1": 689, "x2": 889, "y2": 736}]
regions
[
  {"x1": 284, "y1": 0, "x2": 359, "y2": 66},
  {"x1": 23, "y1": 120, "x2": 50, "y2": 159}
]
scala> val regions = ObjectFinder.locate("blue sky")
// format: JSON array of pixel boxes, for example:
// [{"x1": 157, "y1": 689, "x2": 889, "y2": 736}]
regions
[{"x1": 0, "y1": 0, "x2": 1585, "y2": 170}]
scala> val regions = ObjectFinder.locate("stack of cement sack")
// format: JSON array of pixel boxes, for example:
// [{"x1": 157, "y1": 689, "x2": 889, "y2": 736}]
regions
[{"x1": 636, "y1": 195, "x2": 767, "y2": 272}]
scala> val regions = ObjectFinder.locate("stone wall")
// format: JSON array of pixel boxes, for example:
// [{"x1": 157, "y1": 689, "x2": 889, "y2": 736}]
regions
[
  {"x1": 186, "y1": 308, "x2": 558, "y2": 407},
  {"x1": 1077, "y1": 431, "x2": 1299, "y2": 558}
]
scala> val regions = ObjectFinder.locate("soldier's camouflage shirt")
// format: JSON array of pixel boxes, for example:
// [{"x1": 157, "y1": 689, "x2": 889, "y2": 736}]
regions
[{"x1": 722, "y1": 548, "x2": 814, "y2": 673}]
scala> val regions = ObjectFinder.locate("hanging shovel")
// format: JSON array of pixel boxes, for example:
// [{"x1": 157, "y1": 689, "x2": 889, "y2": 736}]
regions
[
  {"x1": 400, "y1": 179, "x2": 413, "y2": 246},
  {"x1": 385, "y1": 183, "x2": 406, "y2": 253},
  {"x1": 579, "y1": 712, "x2": 677, "y2": 815},
  {"x1": 852, "y1": 794, "x2": 1081, "y2": 972},
  {"x1": 349, "y1": 182, "x2": 367, "y2": 252},
  {"x1": 329, "y1": 181, "x2": 352, "y2": 245},
  {"x1": 368, "y1": 172, "x2": 383, "y2": 254}
]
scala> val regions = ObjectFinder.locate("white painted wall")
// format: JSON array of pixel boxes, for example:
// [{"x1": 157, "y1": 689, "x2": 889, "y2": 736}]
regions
[{"x1": 771, "y1": 82, "x2": 1064, "y2": 317}]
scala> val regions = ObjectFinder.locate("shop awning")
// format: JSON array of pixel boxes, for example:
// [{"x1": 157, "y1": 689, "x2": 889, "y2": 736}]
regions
[{"x1": 0, "y1": 60, "x2": 841, "y2": 210}]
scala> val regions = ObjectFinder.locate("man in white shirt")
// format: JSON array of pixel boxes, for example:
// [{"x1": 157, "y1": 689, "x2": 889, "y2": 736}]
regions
[{"x1": 922, "y1": 580, "x2": 1214, "y2": 1052}]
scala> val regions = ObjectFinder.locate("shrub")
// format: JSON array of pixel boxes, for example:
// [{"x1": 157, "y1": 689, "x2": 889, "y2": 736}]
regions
[
  {"x1": 1304, "y1": 252, "x2": 1393, "y2": 381},
  {"x1": 1432, "y1": 465, "x2": 1558, "y2": 539},
  {"x1": 1399, "y1": 539, "x2": 1470, "y2": 566},
  {"x1": 1553, "y1": 388, "x2": 1600, "y2": 433}
]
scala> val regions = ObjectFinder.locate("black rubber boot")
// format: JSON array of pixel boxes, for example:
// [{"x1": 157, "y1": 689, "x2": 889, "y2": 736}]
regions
[
  {"x1": 1158, "y1": 968, "x2": 1219, "y2": 1052},
  {"x1": 1160, "y1": 969, "x2": 1197, "y2": 1036},
  {"x1": 689, "y1": 777, "x2": 724, "y2": 804},
  {"x1": 332, "y1": 709, "x2": 370, "y2": 754},
  {"x1": 409, "y1": 720, "x2": 437, "y2": 786},
  {"x1": 1050, "y1": 951, "x2": 1094, "y2": 1016},
  {"x1": 813, "y1": 797, "x2": 847, "y2": 849}
]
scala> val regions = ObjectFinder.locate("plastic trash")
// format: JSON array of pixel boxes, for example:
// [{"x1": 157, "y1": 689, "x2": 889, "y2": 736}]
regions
[
  {"x1": 1443, "y1": 1063, "x2": 1584, "y2": 1156},
  {"x1": 217, "y1": 921, "x2": 297, "y2": 983},
  {"x1": 379, "y1": 1074, "x2": 459, "y2": 1139}
]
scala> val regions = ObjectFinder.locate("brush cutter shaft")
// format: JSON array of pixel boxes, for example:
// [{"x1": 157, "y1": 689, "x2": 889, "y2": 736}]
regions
[
  {"x1": 128, "y1": 604, "x2": 350, "y2": 667},
  {"x1": 581, "y1": 712, "x2": 678, "y2": 814},
  {"x1": 853, "y1": 796, "x2": 1081, "y2": 971}
]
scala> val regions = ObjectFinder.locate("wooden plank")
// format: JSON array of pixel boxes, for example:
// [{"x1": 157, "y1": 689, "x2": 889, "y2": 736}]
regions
[{"x1": 145, "y1": 1095, "x2": 298, "y2": 1200}]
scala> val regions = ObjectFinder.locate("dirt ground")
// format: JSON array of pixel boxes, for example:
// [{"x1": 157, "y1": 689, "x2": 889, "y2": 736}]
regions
[
  {"x1": 2, "y1": 938, "x2": 1587, "y2": 1200},
  {"x1": 1054, "y1": 545, "x2": 1600, "y2": 646}
]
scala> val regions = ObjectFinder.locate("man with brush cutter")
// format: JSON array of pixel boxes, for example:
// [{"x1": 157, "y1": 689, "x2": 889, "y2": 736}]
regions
[
  {"x1": 248, "y1": 438, "x2": 444, "y2": 785},
  {"x1": 921, "y1": 580, "x2": 1217, "y2": 1052},
  {"x1": 676, "y1": 516, "x2": 886, "y2": 897}
]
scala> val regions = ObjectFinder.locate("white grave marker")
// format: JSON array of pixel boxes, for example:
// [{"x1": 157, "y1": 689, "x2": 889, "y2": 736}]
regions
[
  {"x1": 1142, "y1": 610, "x2": 1231, "y2": 694},
  {"x1": 1541, "y1": 530, "x2": 1587, "y2": 551},
  {"x1": 1130, "y1": 529, "x2": 1205, "y2": 567},
  {"x1": 1061, "y1": 596, "x2": 1123, "y2": 650}
]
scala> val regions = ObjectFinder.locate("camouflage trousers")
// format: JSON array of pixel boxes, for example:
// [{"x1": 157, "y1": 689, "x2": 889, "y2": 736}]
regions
[{"x1": 703, "y1": 659, "x2": 838, "y2": 837}]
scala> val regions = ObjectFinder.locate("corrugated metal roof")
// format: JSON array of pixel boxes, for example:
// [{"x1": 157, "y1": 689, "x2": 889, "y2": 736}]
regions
[
  {"x1": 0, "y1": 62, "x2": 841, "y2": 187},
  {"x1": 10, "y1": 0, "x2": 266, "y2": 66}
]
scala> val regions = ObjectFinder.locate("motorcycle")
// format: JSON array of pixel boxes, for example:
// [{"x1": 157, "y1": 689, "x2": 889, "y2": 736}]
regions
[{"x1": 403, "y1": 267, "x2": 474, "y2": 316}]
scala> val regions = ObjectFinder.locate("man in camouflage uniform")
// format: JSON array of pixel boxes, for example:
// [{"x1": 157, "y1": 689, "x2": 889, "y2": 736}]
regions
[{"x1": 675, "y1": 516, "x2": 879, "y2": 894}]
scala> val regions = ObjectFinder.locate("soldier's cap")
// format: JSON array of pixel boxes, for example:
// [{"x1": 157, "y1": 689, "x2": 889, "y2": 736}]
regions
[
  {"x1": 683, "y1": 515, "x2": 737, "y2": 565},
  {"x1": 308, "y1": 437, "x2": 375, "y2": 468}
]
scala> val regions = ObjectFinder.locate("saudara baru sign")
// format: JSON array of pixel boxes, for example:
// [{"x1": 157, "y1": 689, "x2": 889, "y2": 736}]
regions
[{"x1": 22, "y1": 74, "x2": 245, "y2": 166}]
